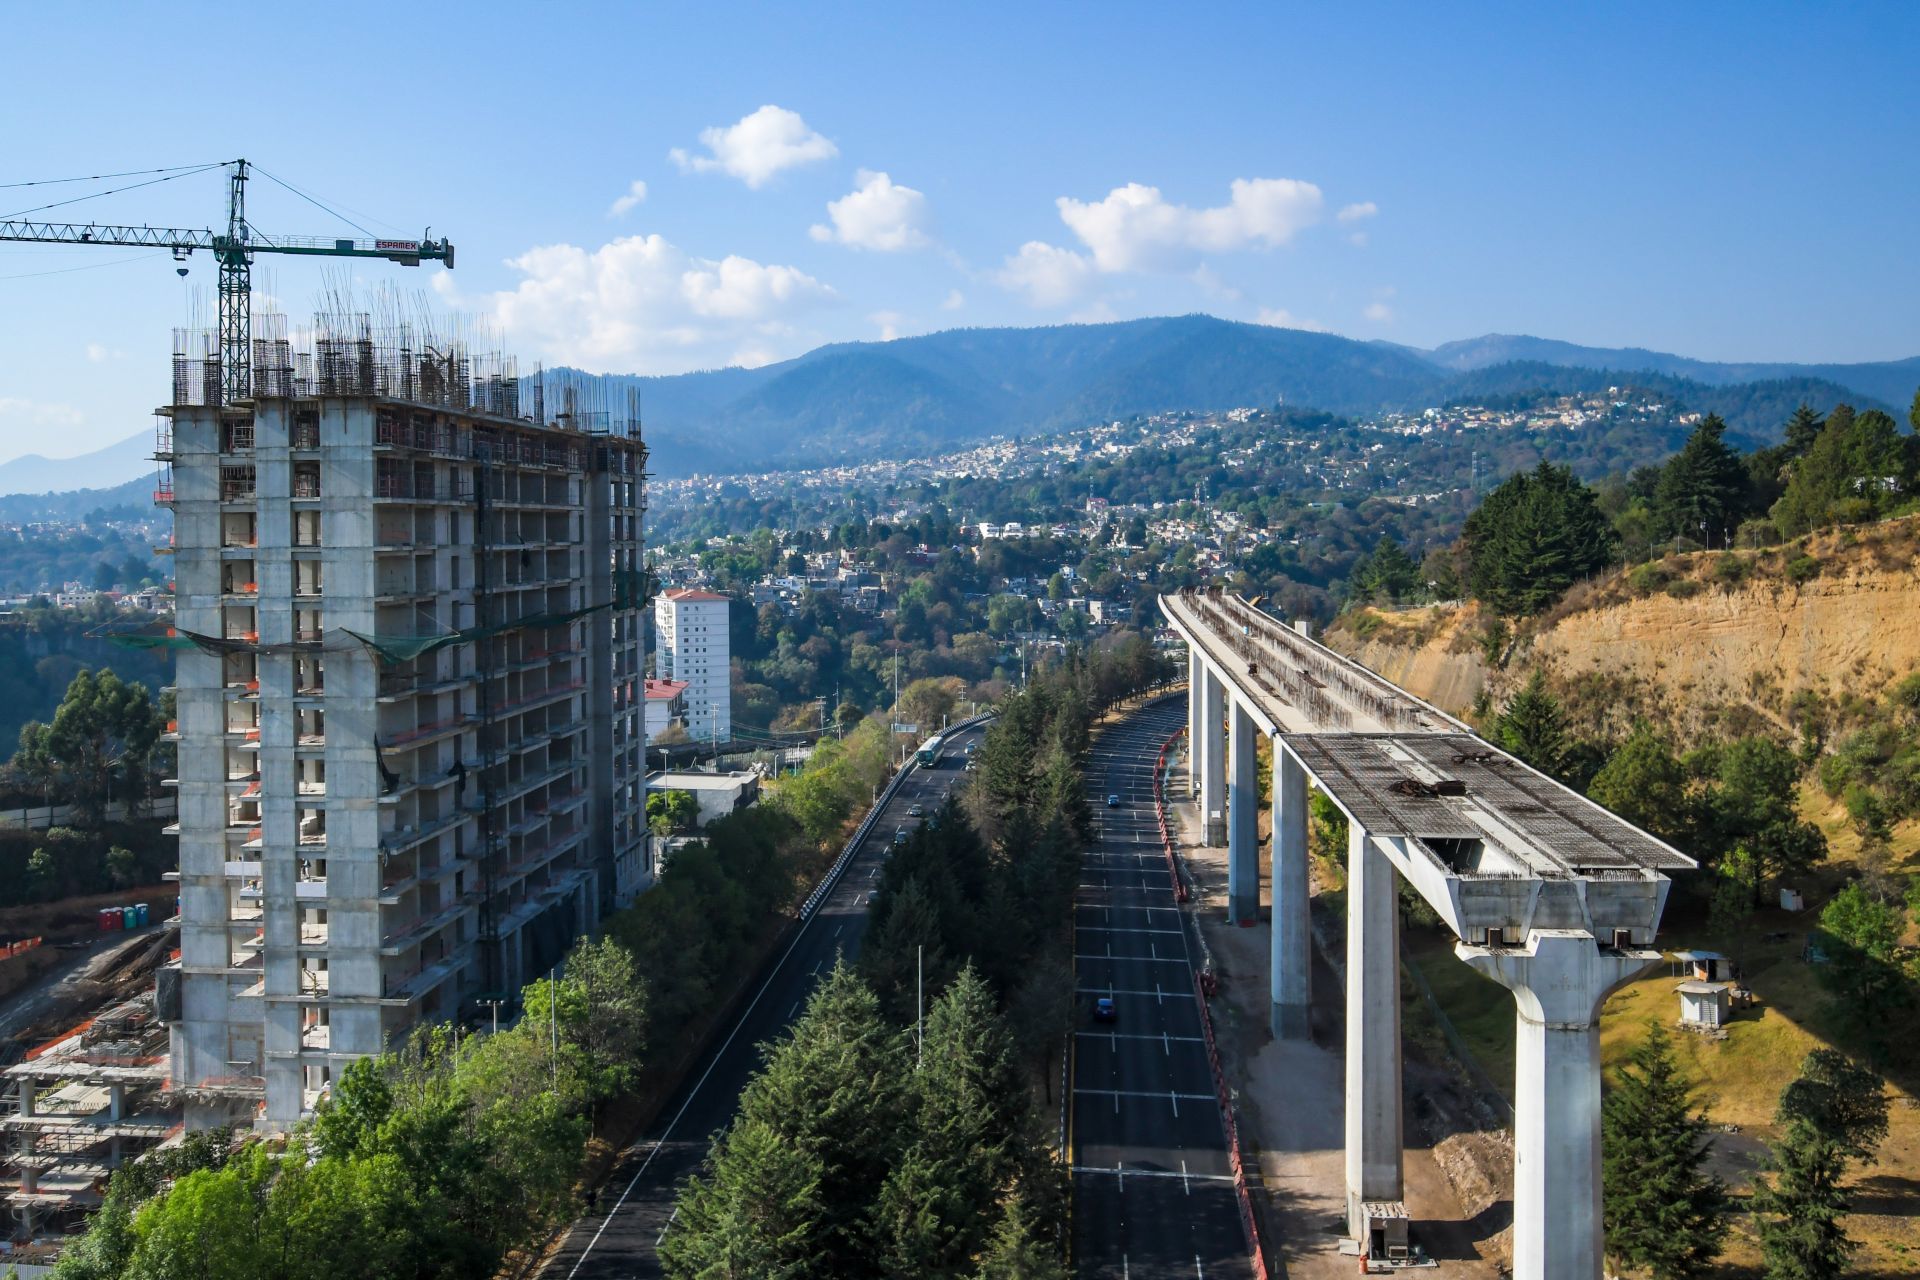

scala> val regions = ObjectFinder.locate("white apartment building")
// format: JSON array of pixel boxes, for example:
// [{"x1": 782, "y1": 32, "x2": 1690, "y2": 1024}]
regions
[
  {"x1": 156, "y1": 319, "x2": 645, "y2": 1130},
  {"x1": 653, "y1": 588, "x2": 730, "y2": 744}
]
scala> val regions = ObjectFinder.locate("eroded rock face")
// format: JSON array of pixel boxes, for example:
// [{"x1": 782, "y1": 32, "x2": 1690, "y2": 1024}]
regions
[{"x1": 1326, "y1": 518, "x2": 1920, "y2": 743}]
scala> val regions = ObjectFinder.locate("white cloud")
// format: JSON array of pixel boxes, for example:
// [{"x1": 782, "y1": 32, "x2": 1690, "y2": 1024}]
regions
[
  {"x1": 1056, "y1": 178, "x2": 1324, "y2": 272},
  {"x1": 669, "y1": 105, "x2": 837, "y2": 188},
  {"x1": 448, "y1": 233, "x2": 837, "y2": 373},
  {"x1": 1254, "y1": 307, "x2": 1326, "y2": 333},
  {"x1": 869, "y1": 310, "x2": 904, "y2": 341},
  {"x1": 809, "y1": 170, "x2": 933, "y2": 251},
  {"x1": 84, "y1": 343, "x2": 124, "y2": 363},
  {"x1": 1363, "y1": 302, "x2": 1394, "y2": 323},
  {"x1": 1337, "y1": 201, "x2": 1378, "y2": 223},
  {"x1": 940, "y1": 289, "x2": 965, "y2": 311},
  {"x1": 607, "y1": 180, "x2": 648, "y2": 217},
  {"x1": 995, "y1": 241, "x2": 1098, "y2": 308}
]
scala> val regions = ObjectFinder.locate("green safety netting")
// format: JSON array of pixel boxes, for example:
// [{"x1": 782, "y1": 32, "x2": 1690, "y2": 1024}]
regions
[
  {"x1": 102, "y1": 568, "x2": 650, "y2": 663},
  {"x1": 343, "y1": 603, "x2": 606, "y2": 664}
]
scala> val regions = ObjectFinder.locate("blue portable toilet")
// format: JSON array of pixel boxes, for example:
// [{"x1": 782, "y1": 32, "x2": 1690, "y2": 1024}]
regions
[{"x1": 135, "y1": 903, "x2": 150, "y2": 927}]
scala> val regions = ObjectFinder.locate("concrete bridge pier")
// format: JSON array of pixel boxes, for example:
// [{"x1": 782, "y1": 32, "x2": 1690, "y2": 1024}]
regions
[
  {"x1": 1345, "y1": 826, "x2": 1404, "y2": 1242},
  {"x1": 1198, "y1": 664, "x2": 1226, "y2": 846},
  {"x1": 1461, "y1": 931, "x2": 1658, "y2": 1280},
  {"x1": 1187, "y1": 651, "x2": 1203, "y2": 795},
  {"x1": 1270, "y1": 743, "x2": 1311, "y2": 1038},
  {"x1": 1226, "y1": 697, "x2": 1260, "y2": 922}
]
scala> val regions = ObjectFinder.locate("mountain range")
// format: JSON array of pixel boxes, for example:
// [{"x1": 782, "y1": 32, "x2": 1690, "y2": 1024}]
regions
[
  {"x1": 561, "y1": 316, "x2": 1911, "y2": 475},
  {"x1": 4, "y1": 315, "x2": 1914, "y2": 495}
]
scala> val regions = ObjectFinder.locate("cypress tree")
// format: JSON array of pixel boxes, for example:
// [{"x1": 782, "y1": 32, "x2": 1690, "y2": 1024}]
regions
[
  {"x1": 1461, "y1": 462, "x2": 1617, "y2": 615},
  {"x1": 1601, "y1": 1024, "x2": 1727, "y2": 1278},
  {"x1": 973, "y1": 1190, "x2": 1070, "y2": 1280},
  {"x1": 660, "y1": 1116, "x2": 826, "y2": 1280}
]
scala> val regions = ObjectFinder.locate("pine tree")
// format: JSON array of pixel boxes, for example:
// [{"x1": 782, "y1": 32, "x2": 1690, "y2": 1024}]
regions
[
  {"x1": 1750, "y1": 1050, "x2": 1887, "y2": 1280},
  {"x1": 1601, "y1": 1024, "x2": 1727, "y2": 1278},
  {"x1": 1353, "y1": 534, "x2": 1418, "y2": 603},
  {"x1": 1491, "y1": 671, "x2": 1571, "y2": 780},
  {"x1": 1653, "y1": 414, "x2": 1748, "y2": 545},
  {"x1": 1783, "y1": 404, "x2": 1826, "y2": 457},
  {"x1": 1588, "y1": 727, "x2": 1692, "y2": 847},
  {"x1": 1753, "y1": 1122, "x2": 1854, "y2": 1280}
]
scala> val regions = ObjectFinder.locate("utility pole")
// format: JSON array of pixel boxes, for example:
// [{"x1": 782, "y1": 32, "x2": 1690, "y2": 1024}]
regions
[
  {"x1": 916, "y1": 944, "x2": 924, "y2": 1069},
  {"x1": 549, "y1": 966, "x2": 559, "y2": 1091}
]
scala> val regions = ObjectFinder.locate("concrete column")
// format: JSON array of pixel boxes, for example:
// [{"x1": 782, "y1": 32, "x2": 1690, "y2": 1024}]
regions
[
  {"x1": 1226, "y1": 696, "x2": 1259, "y2": 923},
  {"x1": 1270, "y1": 744, "x2": 1310, "y2": 1038},
  {"x1": 1345, "y1": 825, "x2": 1403, "y2": 1239},
  {"x1": 1186, "y1": 650, "x2": 1202, "y2": 795},
  {"x1": 108, "y1": 1081, "x2": 125, "y2": 1121},
  {"x1": 18, "y1": 1080, "x2": 34, "y2": 1117},
  {"x1": 1199, "y1": 665, "x2": 1226, "y2": 846},
  {"x1": 1461, "y1": 931, "x2": 1657, "y2": 1280}
]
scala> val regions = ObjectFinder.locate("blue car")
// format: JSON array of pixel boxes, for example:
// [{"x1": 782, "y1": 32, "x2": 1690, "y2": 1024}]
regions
[{"x1": 1093, "y1": 997, "x2": 1117, "y2": 1023}]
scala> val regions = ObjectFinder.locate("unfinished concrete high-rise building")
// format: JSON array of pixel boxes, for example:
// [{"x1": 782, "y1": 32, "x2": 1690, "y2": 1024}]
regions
[{"x1": 154, "y1": 315, "x2": 647, "y2": 1130}]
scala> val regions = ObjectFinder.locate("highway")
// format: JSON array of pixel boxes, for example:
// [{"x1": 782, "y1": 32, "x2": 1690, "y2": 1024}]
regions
[
  {"x1": 1071, "y1": 697, "x2": 1255, "y2": 1279},
  {"x1": 540, "y1": 719, "x2": 991, "y2": 1280}
]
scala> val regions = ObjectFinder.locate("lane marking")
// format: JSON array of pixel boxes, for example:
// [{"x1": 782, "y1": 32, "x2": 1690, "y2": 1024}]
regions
[
  {"x1": 1073, "y1": 986, "x2": 1197, "y2": 1000},
  {"x1": 1074, "y1": 1087, "x2": 1215, "y2": 1101},
  {"x1": 1071, "y1": 1164, "x2": 1234, "y2": 1183},
  {"x1": 1072, "y1": 1030, "x2": 1206, "y2": 1043}
]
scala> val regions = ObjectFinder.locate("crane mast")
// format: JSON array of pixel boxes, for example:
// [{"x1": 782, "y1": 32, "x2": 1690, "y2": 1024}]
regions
[{"x1": 0, "y1": 158, "x2": 453, "y2": 402}]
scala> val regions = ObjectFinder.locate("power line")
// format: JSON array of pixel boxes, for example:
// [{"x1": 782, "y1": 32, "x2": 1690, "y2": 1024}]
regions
[
  {"x1": 0, "y1": 162, "x2": 222, "y2": 190},
  {"x1": 0, "y1": 251, "x2": 167, "y2": 282},
  {"x1": 0, "y1": 162, "x2": 228, "y2": 222}
]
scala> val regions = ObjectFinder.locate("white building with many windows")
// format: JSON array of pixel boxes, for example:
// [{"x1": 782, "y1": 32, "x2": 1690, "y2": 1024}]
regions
[{"x1": 654, "y1": 588, "x2": 730, "y2": 745}]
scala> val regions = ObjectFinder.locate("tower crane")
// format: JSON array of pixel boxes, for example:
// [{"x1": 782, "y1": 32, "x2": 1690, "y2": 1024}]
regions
[{"x1": 0, "y1": 158, "x2": 453, "y2": 402}]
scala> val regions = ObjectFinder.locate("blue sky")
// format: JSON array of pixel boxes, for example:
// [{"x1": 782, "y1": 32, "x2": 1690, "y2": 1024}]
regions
[{"x1": 4, "y1": 0, "x2": 1918, "y2": 461}]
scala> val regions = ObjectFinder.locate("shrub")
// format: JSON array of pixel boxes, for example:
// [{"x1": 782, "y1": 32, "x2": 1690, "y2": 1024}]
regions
[
  {"x1": 1711, "y1": 555, "x2": 1751, "y2": 589},
  {"x1": 1628, "y1": 562, "x2": 1670, "y2": 596},
  {"x1": 1664, "y1": 578, "x2": 1704, "y2": 600},
  {"x1": 1785, "y1": 555, "x2": 1820, "y2": 585}
]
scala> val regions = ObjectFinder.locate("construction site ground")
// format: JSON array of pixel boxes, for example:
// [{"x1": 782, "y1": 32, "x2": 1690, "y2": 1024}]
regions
[
  {"x1": 0, "y1": 927, "x2": 173, "y2": 1060},
  {"x1": 1166, "y1": 755, "x2": 1509, "y2": 1278}
]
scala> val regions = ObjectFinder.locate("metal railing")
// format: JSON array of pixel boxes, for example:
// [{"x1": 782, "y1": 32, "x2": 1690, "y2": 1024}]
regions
[{"x1": 798, "y1": 711, "x2": 995, "y2": 921}]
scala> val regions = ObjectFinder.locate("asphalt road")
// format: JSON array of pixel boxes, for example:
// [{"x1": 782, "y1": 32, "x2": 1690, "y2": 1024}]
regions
[
  {"x1": 1072, "y1": 697, "x2": 1254, "y2": 1279},
  {"x1": 540, "y1": 720, "x2": 991, "y2": 1280}
]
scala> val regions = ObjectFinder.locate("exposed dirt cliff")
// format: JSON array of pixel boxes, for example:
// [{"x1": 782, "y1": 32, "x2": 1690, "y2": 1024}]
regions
[{"x1": 1327, "y1": 516, "x2": 1920, "y2": 746}]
